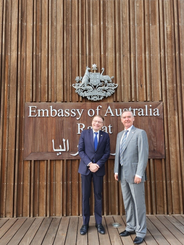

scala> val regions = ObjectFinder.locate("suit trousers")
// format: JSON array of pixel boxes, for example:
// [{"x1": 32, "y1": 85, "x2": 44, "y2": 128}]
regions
[
  {"x1": 81, "y1": 172, "x2": 103, "y2": 225},
  {"x1": 120, "y1": 166, "x2": 147, "y2": 238}
]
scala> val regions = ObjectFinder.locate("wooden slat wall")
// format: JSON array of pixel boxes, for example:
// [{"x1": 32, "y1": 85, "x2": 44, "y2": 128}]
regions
[{"x1": 0, "y1": 0, "x2": 184, "y2": 218}]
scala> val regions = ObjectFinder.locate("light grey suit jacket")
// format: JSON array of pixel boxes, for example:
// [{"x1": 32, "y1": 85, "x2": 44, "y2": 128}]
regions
[{"x1": 114, "y1": 125, "x2": 149, "y2": 184}]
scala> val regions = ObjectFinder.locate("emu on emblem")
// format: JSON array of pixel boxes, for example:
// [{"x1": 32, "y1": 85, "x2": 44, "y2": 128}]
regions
[{"x1": 72, "y1": 64, "x2": 118, "y2": 101}]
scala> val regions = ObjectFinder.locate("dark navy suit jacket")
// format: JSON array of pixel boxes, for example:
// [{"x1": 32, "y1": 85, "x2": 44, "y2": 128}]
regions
[{"x1": 78, "y1": 129, "x2": 110, "y2": 176}]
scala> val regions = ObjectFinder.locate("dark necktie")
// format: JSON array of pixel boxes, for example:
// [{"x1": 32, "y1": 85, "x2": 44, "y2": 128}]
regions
[
  {"x1": 120, "y1": 130, "x2": 128, "y2": 165},
  {"x1": 94, "y1": 132, "x2": 98, "y2": 151}
]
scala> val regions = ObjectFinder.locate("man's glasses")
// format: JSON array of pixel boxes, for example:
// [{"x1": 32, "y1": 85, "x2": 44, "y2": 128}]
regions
[{"x1": 93, "y1": 120, "x2": 103, "y2": 124}]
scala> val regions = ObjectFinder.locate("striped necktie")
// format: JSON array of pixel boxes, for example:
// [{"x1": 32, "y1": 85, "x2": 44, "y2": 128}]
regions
[
  {"x1": 94, "y1": 132, "x2": 98, "y2": 151},
  {"x1": 120, "y1": 130, "x2": 128, "y2": 165}
]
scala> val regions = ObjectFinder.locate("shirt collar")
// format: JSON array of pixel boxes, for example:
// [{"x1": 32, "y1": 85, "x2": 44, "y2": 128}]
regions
[{"x1": 124, "y1": 125, "x2": 133, "y2": 132}]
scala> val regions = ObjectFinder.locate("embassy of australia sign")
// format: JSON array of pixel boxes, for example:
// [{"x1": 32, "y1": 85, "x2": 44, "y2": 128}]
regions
[{"x1": 24, "y1": 102, "x2": 165, "y2": 160}]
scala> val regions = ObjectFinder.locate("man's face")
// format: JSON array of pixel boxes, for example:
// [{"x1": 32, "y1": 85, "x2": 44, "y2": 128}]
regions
[
  {"x1": 92, "y1": 116, "x2": 104, "y2": 132},
  {"x1": 121, "y1": 111, "x2": 134, "y2": 129}
]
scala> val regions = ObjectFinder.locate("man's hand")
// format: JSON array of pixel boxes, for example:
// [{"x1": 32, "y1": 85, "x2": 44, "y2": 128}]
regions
[
  {"x1": 114, "y1": 174, "x2": 118, "y2": 181},
  {"x1": 89, "y1": 163, "x2": 99, "y2": 173},
  {"x1": 134, "y1": 175, "x2": 141, "y2": 184}
]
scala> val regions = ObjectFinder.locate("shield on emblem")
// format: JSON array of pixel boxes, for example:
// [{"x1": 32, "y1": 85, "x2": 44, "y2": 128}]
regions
[{"x1": 89, "y1": 72, "x2": 101, "y2": 86}]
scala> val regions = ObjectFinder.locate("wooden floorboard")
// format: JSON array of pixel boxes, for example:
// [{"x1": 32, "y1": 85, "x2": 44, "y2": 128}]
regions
[
  {"x1": 0, "y1": 215, "x2": 183, "y2": 244},
  {"x1": 19, "y1": 218, "x2": 43, "y2": 245},
  {"x1": 146, "y1": 217, "x2": 170, "y2": 245},
  {"x1": 8, "y1": 218, "x2": 35, "y2": 245},
  {"x1": 30, "y1": 217, "x2": 53, "y2": 244}
]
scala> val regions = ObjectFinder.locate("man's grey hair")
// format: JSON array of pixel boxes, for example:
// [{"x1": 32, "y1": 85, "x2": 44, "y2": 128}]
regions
[{"x1": 121, "y1": 110, "x2": 134, "y2": 117}]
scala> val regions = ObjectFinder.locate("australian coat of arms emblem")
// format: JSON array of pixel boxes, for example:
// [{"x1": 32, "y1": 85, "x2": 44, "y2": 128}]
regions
[{"x1": 72, "y1": 64, "x2": 118, "y2": 101}]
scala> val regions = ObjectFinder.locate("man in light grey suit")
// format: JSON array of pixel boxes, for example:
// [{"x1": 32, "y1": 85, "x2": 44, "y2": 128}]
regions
[{"x1": 114, "y1": 110, "x2": 149, "y2": 245}]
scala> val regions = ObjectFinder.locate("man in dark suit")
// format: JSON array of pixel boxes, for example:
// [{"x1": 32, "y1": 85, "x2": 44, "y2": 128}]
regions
[
  {"x1": 114, "y1": 111, "x2": 149, "y2": 244},
  {"x1": 78, "y1": 115, "x2": 110, "y2": 235}
]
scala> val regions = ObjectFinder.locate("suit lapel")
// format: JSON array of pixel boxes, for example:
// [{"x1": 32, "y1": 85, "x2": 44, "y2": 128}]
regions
[
  {"x1": 89, "y1": 129, "x2": 94, "y2": 149},
  {"x1": 118, "y1": 131, "x2": 123, "y2": 155},
  {"x1": 124, "y1": 126, "x2": 136, "y2": 151},
  {"x1": 98, "y1": 130, "x2": 103, "y2": 147}
]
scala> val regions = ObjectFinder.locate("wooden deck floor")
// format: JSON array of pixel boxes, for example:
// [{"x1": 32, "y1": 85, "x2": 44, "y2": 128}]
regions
[{"x1": 0, "y1": 215, "x2": 184, "y2": 245}]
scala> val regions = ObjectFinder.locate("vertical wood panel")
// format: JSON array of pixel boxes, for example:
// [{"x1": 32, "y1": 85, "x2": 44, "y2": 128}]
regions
[
  {"x1": 2, "y1": 0, "x2": 9, "y2": 217},
  {"x1": 5, "y1": 0, "x2": 18, "y2": 217},
  {"x1": 78, "y1": 0, "x2": 86, "y2": 102},
  {"x1": 154, "y1": 160, "x2": 165, "y2": 214},
  {"x1": 149, "y1": 0, "x2": 162, "y2": 101},
  {"x1": 17, "y1": 0, "x2": 26, "y2": 218},
  {"x1": 30, "y1": 160, "x2": 34, "y2": 217},
  {"x1": 41, "y1": 0, "x2": 48, "y2": 102},
  {"x1": 35, "y1": 0, "x2": 42, "y2": 102},
  {"x1": 145, "y1": 162, "x2": 152, "y2": 214},
  {"x1": 0, "y1": 0, "x2": 184, "y2": 217},
  {"x1": 71, "y1": 0, "x2": 79, "y2": 102},
  {"x1": 46, "y1": 159, "x2": 50, "y2": 216},
  {"x1": 174, "y1": 0, "x2": 184, "y2": 214},
  {"x1": 105, "y1": 0, "x2": 115, "y2": 94},
  {"x1": 51, "y1": 0, "x2": 57, "y2": 102},
  {"x1": 14, "y1": 0, "x2": 21, "y2": 218},
  {"x1": 130, "y1": 0, "x2": 136, "y2": 101},
  {"x1": 158, "y1": 0, "x2": 173, "y2": 214},
  {"x1": 50, "y1": 161, "x2": 56, "y2": 216},
  {"x1": 39, "y1": 161, "x2": 47, "y2": 216},
  {"x1": 178, "y1": 0, "x2": 184, "y2": 212},
  {"x1": 150, "y1": 159, "x2": 156, "y2": 214},
  {"x1": 33, "y1": 161, "x2": 39, "y2": 216},
  {"x1": 135, "y1": 0, "x2": 146, "y2": 101},
  {"x1": 164, "y1": 0, "x2": 181, "y2": 214},
  {"x1": 32, "y1": 0, "x2": 37, "y2": 101},
  {"x1": 144, "y1": 0, "x2": 151, "y2": 101},
  {"x1": 90, "y1": 0, "x2": 100, "y2": 65},
  {"x1": 86, "y1": 0, "x2": 90, "y2": 66},
  {"x1": 56, "y1": 1, "x2": 64, "y2": 102},
  {"x1": 0, "y1": 0, "x2": 7, "y2": 217},
  {"x1": 71, "y1": 160, "x2": 79, "y2": 215},
  {"x1": 115, "y1": 0, "x2": 121, "y2": 102},
  {"x1": 55, "y1": 160, "x2": 62, "y2": 216},
  {"x1": 23, "y1": 162, "x2": 31, "y2": 216},
  {"x1": 121, "y1": 0, "x2": 131, "y2": 102},
  {"x1": 25, "y1": 0, "x2": 33, "y2": 102},
  {"x1": 100, "y1": 0, "x2": 105, "y2": 80}
]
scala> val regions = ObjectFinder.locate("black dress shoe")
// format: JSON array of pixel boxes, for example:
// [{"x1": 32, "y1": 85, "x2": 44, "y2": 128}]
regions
[
  {"x1": 80, "y1": 225, "x2": 88, "y2": 235},
  {"x1": 133, "y1": 236, "x2": 144, "y2": 244},
  {"x1": 96, "y1": 223, "x2": 105, "y2": 234},
  {"x1": 119, "y1": 230, "x2": 135, "y2": 237}
]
